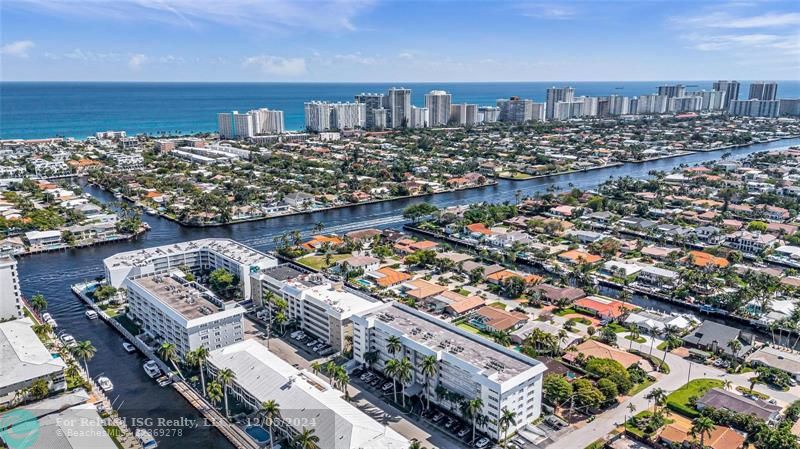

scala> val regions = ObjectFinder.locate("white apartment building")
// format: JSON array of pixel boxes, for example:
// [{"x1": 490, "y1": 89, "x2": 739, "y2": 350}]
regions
[
  {"x1": 208, "y1": 340, "x2": 409, "y2": 449},
  {"x1": 103, "y1": 238, "x2": 277, "y2": 300},
  {"x1": 410, "y1": 106, "x2": 430, "y2": 128},
  {"x1": 545, "y1": 87, "x2": 575, "y2": 120},
  {"x1": 636, "y1": 94, "x2": 669, "y2": 115},
  {"x1": 251, "y1": 265, "x2": 384, "y2": 351},
  {"x1": 424, "y1": 90, "x2": 452, "y2": 126},
  {"x1": 669, "y1": 96, "x2": 703, "y2": 113},
  {"x1": 125, "y1": 271, "x2": 245, "y2": 356},
  {"x1": 352, "y1": 303, "x2": 546, "y2": 440},
  {"x1": 354, "y1": 93, "x2": 385, "y2": 129},
  {"x1": 607, "y1": 95, "x2": 630, "y2": 115},
  {"x1": 0, "y1": 257, "x2": 21, "y2": 321},
  {"x1": 387, "y1": 87, "x2": 412, "y2": 128},
  {"x1": 497, "y1": 97, "x2": 539, "y2": 123},
  {"x1": 0, "y1": 319, "x2": 67, "y2": 405},
  {"x1": 479, "y1": 106, "x2": 500, "y2": 123},
  {"x1": 450, "y1": 103, "x2": 479, "y2": 126},
  {"x1": 248, "y1": 108, "x2": 285, "y2": 134},
  {"x1": 331, "y1": 102, "x2": 366, "y2": 130},
  {"x1": 691, "y1": 90, "x2": 726, "y2": 111},
  {"x1": 217, "y1": 111, "x2": 255, "y2": 139},
  {"x1": 729, "y1": 99, "x2": 780, "y2": 118}
]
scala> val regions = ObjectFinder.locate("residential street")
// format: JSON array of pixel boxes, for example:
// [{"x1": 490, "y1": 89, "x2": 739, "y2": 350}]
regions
[{"x1": 544, "y1": 332, "x2": 800, "y2": 449}]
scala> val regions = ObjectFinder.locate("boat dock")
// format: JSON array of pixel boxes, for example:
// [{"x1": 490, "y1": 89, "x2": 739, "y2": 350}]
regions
[
  {"x1": 71, "y1": 281, "x2": 260, "y2": 449},
  {"x1": 172, "y1": 382, "x2": 259, "y2": 449}
]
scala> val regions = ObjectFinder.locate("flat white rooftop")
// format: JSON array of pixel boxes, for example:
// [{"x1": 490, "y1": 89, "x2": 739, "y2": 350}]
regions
[
  {"x1": 208, "y1": 340, "x2": 408, "y2": 449},
  {"x1": 129, "y1": 273, "x2": 238, "y2": 321},
  {"x1": 0, "y1": 319, "x2": 66, "y2": 390},
  {"x1": 104, "y1": 238, "x2": 274, "y2": 269},
  {"x1": 366, "y1": 303, "x2": 541, "y2": 383}
]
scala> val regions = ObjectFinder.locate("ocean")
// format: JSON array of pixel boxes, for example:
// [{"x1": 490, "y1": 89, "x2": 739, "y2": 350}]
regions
[{"x1": 1, "y1": 81, "x2": 799, "y2": 140}]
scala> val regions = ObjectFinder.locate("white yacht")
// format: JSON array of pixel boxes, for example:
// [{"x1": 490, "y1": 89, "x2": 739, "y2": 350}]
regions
[
  {"x1": 97, "y1": 376, "x2": 114, "y2": 392},
  {"x1": 122, "y1": 342, "x2": 136, "y2": 353},
  {"x1": 135, "y1": 429, "x2": 158, "y2": 448},
  {"x1": 143, "y1": 360, "x2": 161, "y2": 378},
  {"x1": 85, "y1": 310, "x2": 99, "y2": 320}
]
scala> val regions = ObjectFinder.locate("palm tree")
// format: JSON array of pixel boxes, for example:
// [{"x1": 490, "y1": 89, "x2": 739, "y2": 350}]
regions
[
  {"x1": 463, "y1": 397, "x2": 483, "y2": 444},
  {"x1": 624, "y1": 402, "x2": 636, "y2": 433},
  {"x1": 408, "y1": 440, "x2": 425, "y2": 449},
  {"x1": 364, "y1": 351, "x2": 379, "y2": 372},
  {"x1": 32, "y1": 322, "x2": 53, "y2": 339},
  {"x1": 313, "y1": 222, "x2": 325, "y2": 233},
  {"x1": 335, "y1": 369, "x2": 350, "y2": 400},
  {"x1": 324, "y1": 360, "x2": 338, "y2": 384},
  {"x1": 387, "y1": 336, "x2": 402, "y2": 356},
  {"x1": 30, "y1": 293, "x2": 47, "y2": 313},
  {"x1": 498, "y1": 408, "x2": 517, "y2": 447},
  {"x1": 727, "y1": 339, "x2": 742, "y2": 369},
  {"x1": 493, "y1": 330, "x2": 512, "y2": 347},
  {"x1": 207, "y1": 381, "x2": 223, "y2": 407},
  {"x1": 216, "y1": 368, "x2": 236, "y2": 418},
  {"x1": 310, "y1": 361, "x2": 321, "y2": 376},
  {"x1": 691, "y1": 416, "x2": 715, "y2": 448},
  {"x1": 628, "y1": 325, "x2": 640, "y2": 349},
  {"x1": 396, "y1": 357, "x2": 414, "y2": 408},
  {"x1": 420, "y1": 355, "x2": 438, "y2": 410},
  {"x1": 646, "y1": 387, "x2": 667, "y2": 414},
  {"x1": 260, "y1": 400, "x2": 280, "y2": 449},
  {"x1": 274, "y1": 312, "x2": 288, "y2": 335},
  {"x1": 158, "y1": 341, "x2": 184, "y2": 378},
  {"x1": 723, "y1": 380, "x2": 733, "y2": 391},
  {"x1": 293, "y1": 427, "x2": 320, "y2": 449},
  {"x1": 186, "y1": 346, "x2": 209, "y2": 394},
  {"x1": 71, "y1": 340, "x2": 96, "y2": 376},
  {"x1": 384, "y1": 358, "x2": 400, "y2": 403}
]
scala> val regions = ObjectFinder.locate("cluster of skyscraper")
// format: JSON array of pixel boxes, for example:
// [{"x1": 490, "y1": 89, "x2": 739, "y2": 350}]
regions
[
  {"x1": 217, "y1": 108, "x2": 285, "y2": 139},
  {"x1": 304, "y1": 88, "x2": 503, "y2": 132},
  {"x1": 217, "y1": 81, "x2": 799, "y2": 138}
]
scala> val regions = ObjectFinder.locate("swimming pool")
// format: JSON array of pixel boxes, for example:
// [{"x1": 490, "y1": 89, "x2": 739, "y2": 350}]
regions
[
  {"x1": 356, "y1": 279, "x2": 374, "y2": 287},
  {"x1": 244, "y1": 425, "x2": 270, "y2": 445}
]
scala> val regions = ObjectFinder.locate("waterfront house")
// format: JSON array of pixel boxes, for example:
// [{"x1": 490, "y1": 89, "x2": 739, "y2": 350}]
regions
[
  {"x1": 337, "y1": 255, "x2": 380, "y2": 273},
  {"x1": 635, "y1": 265, "x2": 680, "y2": 288},
  {"x1": 24, "y1": 230, "x2": 62, "y2": 247},
  {"x1": 573, "y1": 296, "x2": 634, "y2": 321},
  {"x1": 529, "y1": 283, "x2": 586, "y2": 304},
  {"x1": 470, "y1": 306, "x2": 528, "y2": 333},
  {"x1": 724, "y1": 230, "x2": 778, "y2": 254},
  {"x1": 557, "y1": 249, "x2": 603, "y2": 265},
  {"x1": 684, "y1": 250, "x2": 730, "y2": 269},
  {"x1": 401, "y1": 279, "x2": 448, "y2": 301},
  {"x1": 682, "y1": 320, "x2": 753, "y2": 359},
  {"x1": 511, "y1": 321, "x2": 581, "y2": 348},
  {"x1": 624, "y1": 310, "x2": 693, "y2": 334}
]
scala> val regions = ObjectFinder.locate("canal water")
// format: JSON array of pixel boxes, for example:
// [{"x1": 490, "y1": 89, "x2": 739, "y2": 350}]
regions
[{"x1": 16, "y1": 137, "x2": 800, "y2": 449}]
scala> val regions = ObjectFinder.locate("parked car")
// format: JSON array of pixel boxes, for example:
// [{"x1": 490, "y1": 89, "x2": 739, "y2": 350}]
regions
[
  {"x1": 444, "y1": 418, "x2": 455, "y2": 429},
  {"x1": 475, "y1": 437, "x2": 490, "y2": 448},
  {"x1": 457, "y1": 428, "x2": 470, "y2": 438},
  {"x1": 370, "y1": 377, "x2": 382, "y2": 387},
  {"x1": 431, "y1": 412, "x2": 444, "y2": 423},
  {"x1": 381, "y1": 382, "x2": 393, "y2": 392}
]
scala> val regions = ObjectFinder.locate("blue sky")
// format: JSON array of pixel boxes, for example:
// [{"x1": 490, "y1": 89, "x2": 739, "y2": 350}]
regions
[{"x1": 1, "y1": 0, "x2": 799, "y2": 81}]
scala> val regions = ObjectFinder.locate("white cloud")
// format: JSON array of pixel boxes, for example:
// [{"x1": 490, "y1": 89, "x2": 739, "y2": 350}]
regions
[
  {"x1": 333, "y1": 53, "x2": 378, "y2": 65},
  {"x1": 11, "y1": 0, "x2": 374, "y2": 33},
  {"x1": 700, "y1": 12, "x2": 800, "y2": 29},
  {"x1": 1, "y1": 40, "x2": 35, "y2": 58},
  {"x1": 518, "y1": 3, "x2": 578, "y2": 20},
  {"x1": 128, "y1": 53, "x2": 147, "y2": 69},
  {"x1": 243, "y1": 55, "x2": 306, "y2": 76}
]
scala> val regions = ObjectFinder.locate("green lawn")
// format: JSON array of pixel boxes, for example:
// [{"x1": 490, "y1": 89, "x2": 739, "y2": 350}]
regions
[
  {"x1": 296, "y1": 254, "x2": 351, "y2": 270},
  {"x1": 666, "y1": 379, "x2": 724, "y2": 418},
  {"x1": 628, "y1": 378, "x2": 656, "y2": 396},
  {"x1": 736, "y1": 386, "x2": 768, "y2": 400},
  {"x1": 657, "y1": 341, "x2": 668, "y2": 351},
  {"x1": 606, "y1": 322, "x2": 628, "y2": 333},
  {"x1": 625, "y1": 335, "x2": 647, "y2": 344},
  {"x1": 457, "y1": 323, "x2": 482, "y2": 334},
  {"x1": 555, "y1": 307, "x2": 577, "y2": 316}
]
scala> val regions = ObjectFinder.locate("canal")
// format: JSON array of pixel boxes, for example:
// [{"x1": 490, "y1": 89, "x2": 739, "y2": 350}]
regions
[{"x1": 16, "y1": 137, "x2": 800, "y2": 449}]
